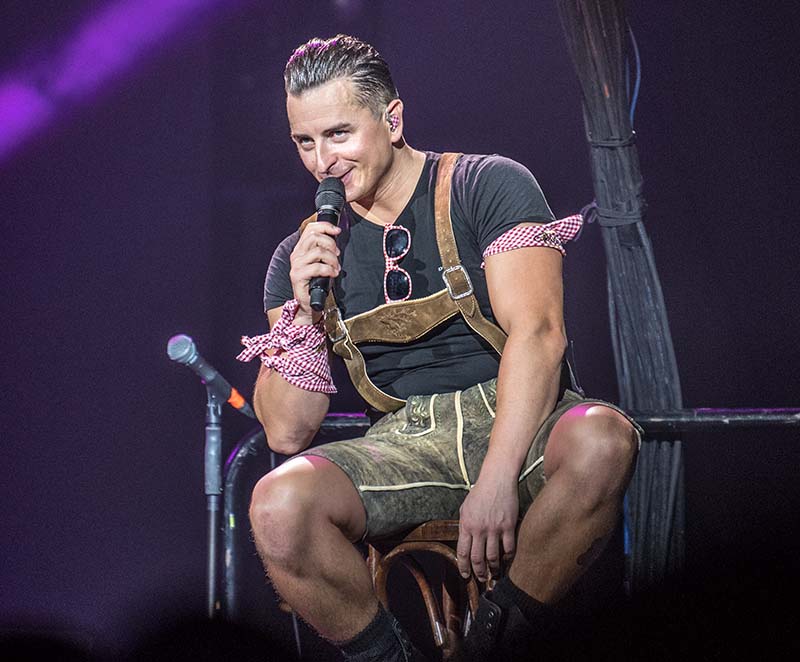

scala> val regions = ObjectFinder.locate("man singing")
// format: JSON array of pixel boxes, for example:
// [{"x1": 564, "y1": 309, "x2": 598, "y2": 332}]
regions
[{"x1": 238, "y1": 34, "x2": 641, "y2": 661}]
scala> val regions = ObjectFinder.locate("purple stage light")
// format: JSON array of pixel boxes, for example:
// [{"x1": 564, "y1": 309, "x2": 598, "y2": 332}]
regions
[
  {"x1": 0, "y1": 81, "x2": 54, "y2": 160},
  {"x1": 0, "y1": 0, "x2": 246, "y2": 164}
]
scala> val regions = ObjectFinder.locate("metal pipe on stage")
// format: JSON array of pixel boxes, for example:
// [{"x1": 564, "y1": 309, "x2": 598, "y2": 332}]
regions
[
  {"x1": 631, "y1": 408, "x2": 800, "y2": 433},
  {"x1": 204, "y1": 388, "x2": 224, "y2": 619}
]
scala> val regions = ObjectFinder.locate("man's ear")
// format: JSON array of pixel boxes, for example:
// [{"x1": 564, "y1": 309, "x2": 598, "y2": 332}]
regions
[{"x1": 384, "y1": 99, "x2": 404, "y2": 142}]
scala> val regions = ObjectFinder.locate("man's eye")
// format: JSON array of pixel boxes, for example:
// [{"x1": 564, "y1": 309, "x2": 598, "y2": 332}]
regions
[{"x1": 332, "y1": 130, "x2": 348, "y2": 139}]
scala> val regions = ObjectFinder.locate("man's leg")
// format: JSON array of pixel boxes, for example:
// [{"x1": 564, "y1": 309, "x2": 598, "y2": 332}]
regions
[
  {"x1": 249, "y1": 454, "x2": 374, "y2": 640},
  {"x1": 509, "y1": 403, "x2": 638, "y2": 601},
  {"x1": 461, "y1": 404, "x2": 639, "y2": 659},
  {"x1": 249, "y1": 454, "x2": 425, "y2": 660}
]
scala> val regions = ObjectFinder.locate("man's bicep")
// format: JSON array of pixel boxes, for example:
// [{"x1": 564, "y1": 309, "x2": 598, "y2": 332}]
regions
[
  {"x1": 267, "y1": 306, "x2": 284, "y2": 329},
  {"x1": 253, "y1": 307, "x2": 285, "y2": 391},
  {"x1": 484, "y1": 245, "x2": 565, "y2": 336}
]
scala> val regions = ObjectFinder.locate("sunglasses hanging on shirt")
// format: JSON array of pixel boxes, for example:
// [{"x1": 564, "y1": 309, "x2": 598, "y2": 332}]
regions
[{"x1": 383, "y1": 224, "x2": 411, "y2": 303}]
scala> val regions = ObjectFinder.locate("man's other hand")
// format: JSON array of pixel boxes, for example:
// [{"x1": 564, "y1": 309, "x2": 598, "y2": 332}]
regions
[{"x1": 456, "y1": 476, "x2": 519, "y2": 583}]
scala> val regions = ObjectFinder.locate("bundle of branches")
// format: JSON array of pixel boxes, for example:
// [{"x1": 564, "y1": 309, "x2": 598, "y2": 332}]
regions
[{"x1": 555, "y1": 0, "x2": 684, "y2": 590}]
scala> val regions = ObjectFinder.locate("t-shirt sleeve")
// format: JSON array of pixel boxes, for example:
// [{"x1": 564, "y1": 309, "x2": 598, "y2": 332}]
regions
[
  {"x1": 453, "y1": 154, "x2": 555, "y2": 253},
  {"x1": 263, "y1": 231, "x2": 300, "y2": 315}
]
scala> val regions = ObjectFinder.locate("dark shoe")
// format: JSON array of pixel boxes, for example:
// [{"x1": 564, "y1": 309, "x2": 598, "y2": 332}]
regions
[
  {"x1": 452, "y1": 593, "x2": 534, "y2": 662},
  {"x1": 340, "y1": 606, "x2": 430, "y2": 662},
  {"x1": 389, "y1": 614, "x2": 431, "y2": 662}
]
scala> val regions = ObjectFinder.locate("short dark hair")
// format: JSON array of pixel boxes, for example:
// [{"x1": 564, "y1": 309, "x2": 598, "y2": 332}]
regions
[{"x1": 284, "y1": 34, "x2": 399, "y2": 117}]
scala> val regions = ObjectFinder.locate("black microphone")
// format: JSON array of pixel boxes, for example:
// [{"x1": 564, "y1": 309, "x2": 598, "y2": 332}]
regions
[
  {"x1": 309, "y1": 176, "x2": 346, "y2": 311},
  {"x1": 167, "y1": 334, "x2": 256, "y2": 419}
]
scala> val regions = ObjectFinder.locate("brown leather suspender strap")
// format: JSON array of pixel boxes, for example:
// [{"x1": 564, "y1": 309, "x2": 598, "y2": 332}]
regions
[
  {"x1": 433, "y1": 153, "x2": 507, "y2": 356},
  {"x1": 324, "y1": 289, "x2": 408, "y2": 412}
]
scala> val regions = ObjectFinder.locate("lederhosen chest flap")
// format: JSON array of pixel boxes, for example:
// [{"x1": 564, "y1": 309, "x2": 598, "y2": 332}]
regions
[{"x1": 299, "y1": 152, "x2": 508, "y2": 413}]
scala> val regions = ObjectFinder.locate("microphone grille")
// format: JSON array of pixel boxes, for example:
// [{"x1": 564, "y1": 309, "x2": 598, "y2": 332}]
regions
[
  {"x1": 315, "y1": 177, "x2": 345, "y2": 211},
  {"x1": 167, "y1": 334, "x2": 196, "y2": 364}
]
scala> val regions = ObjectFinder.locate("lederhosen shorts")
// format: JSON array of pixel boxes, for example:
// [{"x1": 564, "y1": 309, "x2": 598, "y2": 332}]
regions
[{"x1": 297, "y1": 378, "x2": 643, "y2": 540}]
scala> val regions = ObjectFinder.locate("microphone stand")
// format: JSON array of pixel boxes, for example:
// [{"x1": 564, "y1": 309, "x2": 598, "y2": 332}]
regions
[{"x1": 204, "y1": 387, "x2": 224, "y2": 619}]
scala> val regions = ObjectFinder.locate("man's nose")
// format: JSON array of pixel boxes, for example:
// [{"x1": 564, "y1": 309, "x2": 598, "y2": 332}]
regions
[{"x1": 316, "y1": 142, "x2": 337, "y2": 177}]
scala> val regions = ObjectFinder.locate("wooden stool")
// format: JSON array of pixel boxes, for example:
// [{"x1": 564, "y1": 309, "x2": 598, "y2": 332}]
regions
[{"x1": 367, "y1": 520, "x2": 485, "y2": 659}]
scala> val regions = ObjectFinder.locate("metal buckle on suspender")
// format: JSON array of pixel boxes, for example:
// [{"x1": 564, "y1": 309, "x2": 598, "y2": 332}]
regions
[
  {"x1": 442, "y1": 265, "x2": 474, "y2": 300},
  {"x1": 326, "y1": 307, "x2": 347, "y2": 343}
]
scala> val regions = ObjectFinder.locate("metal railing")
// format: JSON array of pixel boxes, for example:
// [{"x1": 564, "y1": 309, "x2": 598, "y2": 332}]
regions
[{"x1": 220, "y1": 407, "x2": 799, "y2": 640}]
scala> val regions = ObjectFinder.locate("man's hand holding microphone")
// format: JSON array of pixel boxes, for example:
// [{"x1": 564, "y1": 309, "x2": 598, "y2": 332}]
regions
[{"x1": 289, "y1": 177, "x2": 346, "y2": 325}]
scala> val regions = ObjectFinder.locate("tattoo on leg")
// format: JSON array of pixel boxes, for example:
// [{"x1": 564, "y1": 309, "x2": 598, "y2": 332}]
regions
[{"x1": 576, "y1": 536, "x2": 607, "y2": 567}]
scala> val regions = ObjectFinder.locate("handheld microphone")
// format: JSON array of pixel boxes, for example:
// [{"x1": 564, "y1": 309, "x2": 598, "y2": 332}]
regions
[
  {"x1": 167, "y1": 334, "x2": 256, "y2": 419},
  {"x1": 309, "y1": 176, "x2": 346, "y2": 311}
]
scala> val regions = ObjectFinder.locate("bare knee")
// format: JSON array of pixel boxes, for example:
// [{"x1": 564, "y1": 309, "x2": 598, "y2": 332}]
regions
[
  {"x1": 579, "y1": 406, "x2": 639, "y2": 476},
  {"x1": 249, "y1": 457, "x2": 366, "y2": 570},
  {"x1": 545, "y1": 406, "x2": 639, "y2": 505},
  {"x1": 249, "y1": 470, "x2": 316, "y2": 570}
]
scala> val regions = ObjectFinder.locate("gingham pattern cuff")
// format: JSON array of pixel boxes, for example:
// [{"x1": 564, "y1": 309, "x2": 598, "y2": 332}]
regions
[
  {"x1": 236, "y1": 299, "x2": 336, "y2": 394},
  {"x1": 481, "y1": 214, "x2": 584, "y2": 267}
]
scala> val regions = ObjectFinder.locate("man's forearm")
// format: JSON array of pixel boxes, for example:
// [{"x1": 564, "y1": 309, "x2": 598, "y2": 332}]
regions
[
  {"x1": 478, "y1": 327, "x2": 566, "y2": 483},
  {"x1": 254, "y1": 364, "x2": 330, "y2": 455}
]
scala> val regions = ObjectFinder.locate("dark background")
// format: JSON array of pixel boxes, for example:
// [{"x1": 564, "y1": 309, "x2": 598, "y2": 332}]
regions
[{"x1": 2, "y1": 1, "x2": 799, "y2": 658}]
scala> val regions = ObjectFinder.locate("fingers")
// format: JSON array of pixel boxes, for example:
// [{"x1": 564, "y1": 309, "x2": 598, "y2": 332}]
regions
[
  {"x1": 458, "y1": 528, "x2": 490, "y2": 583},
  {"x1": 456, "y1": 530, "x2": 472, "y2": 579},
  {"x1": 458, "y1": 527, "x2": 517, "y2": 583},
  {"x1": 294, "y1": 224, "x2": 341, "y2": 270},
  {"x1": 291, "y1": 249, "x2": 339, "y2": 279},
  {"x1": 502, "y1": 529, "x2": 516, "y2": 566},
  {"x1": 471, "y1": 537, "x2": 488, "y2": 583},
  {"x1": 473, "y1": 532, "x2": 514, "y2": 582},
  {"x1": 485, "y1": 535, "x2": 501, "y2": 578},
  {"x1": 290, "y1": 223, "x2": 342, "y2": 310},
  {"x1": 298, "y1": 221, "x2": 341, "y2": 252},
  {"x1": 301, "y1": 221, "x2": 342, "y2": 244}
]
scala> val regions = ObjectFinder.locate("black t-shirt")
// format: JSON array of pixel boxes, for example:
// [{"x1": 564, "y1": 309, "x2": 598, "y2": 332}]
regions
[{"x1": 263, "y1": 152, "x2": 555, "y2": 399}]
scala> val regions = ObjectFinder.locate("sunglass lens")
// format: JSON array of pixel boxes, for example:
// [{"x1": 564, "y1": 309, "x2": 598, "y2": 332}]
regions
[
  {"x1": 385, "y1": 269, "x2": 410, "y2": 300},
  {"x1": 385, "y1": 228, "x2": 409, "y2": 258}
]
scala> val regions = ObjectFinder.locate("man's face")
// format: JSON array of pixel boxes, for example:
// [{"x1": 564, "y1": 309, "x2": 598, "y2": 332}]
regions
[{"x1": 286, "y1": 78, "x2": 393, "y2": 205}]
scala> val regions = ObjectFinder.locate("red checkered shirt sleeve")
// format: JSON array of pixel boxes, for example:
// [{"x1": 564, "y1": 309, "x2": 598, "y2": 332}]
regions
[
  {"x1": 481, "y1": 214, "x2": 583, "y2": 267},
  {"x1": 236, "y1": 299, "x2": 336, "y2": 394}
]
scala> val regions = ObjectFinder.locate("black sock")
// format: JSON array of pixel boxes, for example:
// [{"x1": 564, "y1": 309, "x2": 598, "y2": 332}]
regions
[
  {"x1": 491, "y1": 575, "x2": 551, "y2": 625},
  {"x1": 339, "y1": 604, "x2": 412, "y2": 662}
]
